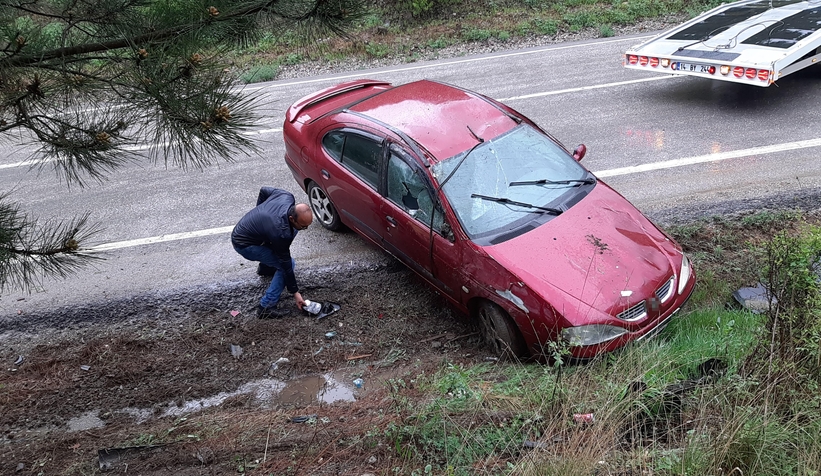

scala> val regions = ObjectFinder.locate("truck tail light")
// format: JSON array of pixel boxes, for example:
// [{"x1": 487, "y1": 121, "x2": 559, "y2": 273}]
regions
[
  {"x1": 649, "y1": 57, "x2": 659, "y2": 67},
  {"x1": 661, "y1": 58, "x2": 670, "y2": 67},
  {"x1": 639, "y1": 56, "x2": 649, "y2": 66},
  {"x1": 707, "y1": 65, "x2": 716, "y2": 75},
  {"x1": 627, "y1": 55, "x2": 638, "y2": 65},
  {"x1": 745, "y1": 68, "x2": 756, "y2": 79},
  {"x1": 733, "y1": 66, "x2": 744, "y2": 78},
  {"x1": 720, "y1": 65, "x2": 731, "y2": 75},
  {"x1": 758, "y1": 69, "x2": 770, "y2": 81}
]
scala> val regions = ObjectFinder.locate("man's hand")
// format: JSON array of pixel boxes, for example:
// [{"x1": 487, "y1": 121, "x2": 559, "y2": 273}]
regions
[{"x1": 294, "y1": 292, "x2": 305, "y2": 310}]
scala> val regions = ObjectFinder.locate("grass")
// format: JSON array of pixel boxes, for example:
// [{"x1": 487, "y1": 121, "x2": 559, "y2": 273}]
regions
[
  {"x1": 381, "y1": 304, "x2": 763, "y2": 474},
  {"x1": 366, "y1": 210, "x2": 821, "y2": 475},
  {"x1": 230, "y1": 0, "x2": 732, "y2": 83}
]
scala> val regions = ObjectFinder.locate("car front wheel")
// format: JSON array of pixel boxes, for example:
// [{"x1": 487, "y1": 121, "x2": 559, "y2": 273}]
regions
[
  {"x1": 476, "y1": 300, "x2": 527, "y2": 360},
  {"x1": 307, "y1": 181, "x2": 342, "y2": 231}
]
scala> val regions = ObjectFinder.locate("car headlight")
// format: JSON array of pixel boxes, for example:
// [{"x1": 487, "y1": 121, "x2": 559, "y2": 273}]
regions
[
  {"x1": 678, "y1": 254, "x2": 691, "y2": 295},
  {"x1": 561, "y1": 325, "x2": 629, "y2": 346}
]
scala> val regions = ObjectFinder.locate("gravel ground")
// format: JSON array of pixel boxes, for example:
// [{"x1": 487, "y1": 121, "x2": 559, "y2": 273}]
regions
[{"x1": 272, "y1": 15, "x2": 691, "y2": 81}]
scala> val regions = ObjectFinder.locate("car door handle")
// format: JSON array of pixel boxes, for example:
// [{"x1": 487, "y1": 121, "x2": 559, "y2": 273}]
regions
[
  {"x1": 321, "y1": 169, "x2": 330, "y2": 179},
  {"x1": 386, "y1": 216, "x2": 397, "y2": 227}
]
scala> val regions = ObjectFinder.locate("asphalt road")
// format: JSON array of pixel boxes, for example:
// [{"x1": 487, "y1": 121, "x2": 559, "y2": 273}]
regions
[{"x1": 2, "y1": 32, "x2": 821, "y2": 318}]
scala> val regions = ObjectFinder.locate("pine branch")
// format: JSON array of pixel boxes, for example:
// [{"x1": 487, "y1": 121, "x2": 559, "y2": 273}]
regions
[{"x1": 0, "y1": 194, "x2": 103, "y2": 293}]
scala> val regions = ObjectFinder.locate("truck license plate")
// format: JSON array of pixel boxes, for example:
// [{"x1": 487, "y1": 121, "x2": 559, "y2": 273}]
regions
[{"x1": 675, "y1": 62, "x2": 711, "y2": 73}]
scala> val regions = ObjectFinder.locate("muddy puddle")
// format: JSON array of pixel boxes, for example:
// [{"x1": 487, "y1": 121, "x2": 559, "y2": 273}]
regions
[{"x1": 66, "y1": 371, "x2": 359, "y2": 432}]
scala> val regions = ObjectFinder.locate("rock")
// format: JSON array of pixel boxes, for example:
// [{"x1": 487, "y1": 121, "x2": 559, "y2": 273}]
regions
[{"x1": 732, "y1": 283, "x2": 775, "y2": 313}]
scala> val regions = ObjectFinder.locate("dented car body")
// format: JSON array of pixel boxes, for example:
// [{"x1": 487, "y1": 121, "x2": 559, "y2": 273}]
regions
[{"x1": 283, "y1": 79, "x2": 695, "y2": 360}]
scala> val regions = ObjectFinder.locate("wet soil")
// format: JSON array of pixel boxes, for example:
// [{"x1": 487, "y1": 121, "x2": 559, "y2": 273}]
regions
[{"x1": 0, "y1": 255, "x2": 493, "y2": 475}]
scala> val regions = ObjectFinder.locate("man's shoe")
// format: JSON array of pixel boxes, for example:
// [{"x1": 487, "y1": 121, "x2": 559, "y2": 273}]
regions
[
  {"x1": 257, "y1": 304, "x2": 287, "y2": 319},
  {"x1": 257, "y1": 263, "x2": 277, "y2": 277}
]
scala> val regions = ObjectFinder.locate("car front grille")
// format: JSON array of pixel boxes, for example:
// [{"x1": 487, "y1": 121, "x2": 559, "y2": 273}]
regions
[
  {"x1": 617, "y1": 276, "x2": 675, "y2": 322},
  {"x1": 618, "y1": 301, "x2": 647, "y2": 321},
  {"x1": 656, "y1": 275, "x2": 675, "y2": 303}
]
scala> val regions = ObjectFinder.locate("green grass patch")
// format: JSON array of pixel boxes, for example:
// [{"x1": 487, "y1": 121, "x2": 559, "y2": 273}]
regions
[
  {"x1": 239, "y1": 63, "x2": 279, "y2": 83},
  {"x1": 385, "y1": 303, "x2": 768, "y2": 474}
]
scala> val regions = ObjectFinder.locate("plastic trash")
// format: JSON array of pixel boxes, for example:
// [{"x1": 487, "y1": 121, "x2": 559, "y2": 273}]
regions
[
  {"x1": 572, "y1": 413, "x2": 595, "y2": 424},
  {"x1": 353, "y1": 378, "x2": 364, "y2": 389},
  {"x1": 302, "y1": 300, "x2": 341, "y2": 320},
  {"x1": 269, "y1": 357, "x2": 289, "y2": 374},
  {"x1": 291, "y1": 414, "x2": 317, "y2": 423},
  {"x1": 317, "y1": 302, "x2": 341, "y2": 319},
  {"x1": 303, "y1": 299, "x2": 322, "y2": 315}
]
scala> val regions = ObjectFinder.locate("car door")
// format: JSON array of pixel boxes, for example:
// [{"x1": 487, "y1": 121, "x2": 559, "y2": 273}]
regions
[
  {"x1": 379, "y1": 145, "x2": 466, "y2": 305},
  {"x1": 318, "y1": 127, "x2": 386, "y2": 245}
]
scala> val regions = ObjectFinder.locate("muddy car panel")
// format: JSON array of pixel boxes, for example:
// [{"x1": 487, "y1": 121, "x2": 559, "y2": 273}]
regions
[{"x1": 283, "y1": 79, "x2": 696, "y2": 359}]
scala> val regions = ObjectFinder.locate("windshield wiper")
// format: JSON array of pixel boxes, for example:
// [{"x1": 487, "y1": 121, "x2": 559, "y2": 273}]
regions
[
  {"x1": 509, "y1": 178, "x2": 595, "y2": 187},
  {"x1": 471, "y1": 194, "x2": 562, "y2": 215}
]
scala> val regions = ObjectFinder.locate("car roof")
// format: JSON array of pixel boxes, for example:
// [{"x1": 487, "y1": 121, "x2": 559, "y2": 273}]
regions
[{"x1": 348, "y1": 80, "x2": 519, "y2": 163}]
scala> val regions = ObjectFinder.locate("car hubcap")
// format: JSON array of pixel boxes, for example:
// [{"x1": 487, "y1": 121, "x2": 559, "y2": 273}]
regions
[{"x1": 309, "y1": 187, "x2": 334, "y2": 225}]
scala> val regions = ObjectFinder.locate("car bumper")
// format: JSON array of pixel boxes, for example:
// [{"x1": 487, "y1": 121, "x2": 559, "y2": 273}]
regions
[{"x1": 564, "y1": 278, "x2": 694, "y2": 361}]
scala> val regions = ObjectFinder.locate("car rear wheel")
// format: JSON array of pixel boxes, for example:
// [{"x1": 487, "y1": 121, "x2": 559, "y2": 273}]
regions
[
  {"x1": 476, "y1": 301, "x2": 527, "y2": 360},
  {"x1": 307, "y1": 181, "x2": 342, "y2": 231}
]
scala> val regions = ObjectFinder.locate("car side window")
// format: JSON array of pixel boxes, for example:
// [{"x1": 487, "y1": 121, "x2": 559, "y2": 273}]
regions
[
  {"x1": 322, "y1": 131, "x2": 345, "y2": 161},
  {"x1": 321, "y1": 131, "x2": 382, "y2": 189},
  {"x1": 386, "y1": 152, "x2": 444, "y2": 231}
]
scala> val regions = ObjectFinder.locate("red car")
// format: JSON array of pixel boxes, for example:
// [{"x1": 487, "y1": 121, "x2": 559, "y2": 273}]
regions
[{"x1": 283, "y1": 79, "x2": 695, "y2": 360}]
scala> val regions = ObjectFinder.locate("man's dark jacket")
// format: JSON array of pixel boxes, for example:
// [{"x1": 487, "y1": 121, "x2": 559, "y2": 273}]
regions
[{"x1": 231, "y1": 187, "x2": 299, "y2": 293}]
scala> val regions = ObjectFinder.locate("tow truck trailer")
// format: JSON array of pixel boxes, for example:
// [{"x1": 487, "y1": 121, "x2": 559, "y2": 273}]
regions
[{"x1": 623, "y1": 0, "x2": 821, "y2": 86}]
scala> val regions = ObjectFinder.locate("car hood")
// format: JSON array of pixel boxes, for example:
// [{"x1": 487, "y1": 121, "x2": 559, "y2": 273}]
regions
[{"x1": 483, "y1": 185, "x2": 676, "y2": 320}]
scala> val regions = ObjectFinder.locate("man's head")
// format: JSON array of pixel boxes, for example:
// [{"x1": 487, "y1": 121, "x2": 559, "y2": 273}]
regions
[{"x1": 289, "y1": 203, "x2": 313, "y2": 230}]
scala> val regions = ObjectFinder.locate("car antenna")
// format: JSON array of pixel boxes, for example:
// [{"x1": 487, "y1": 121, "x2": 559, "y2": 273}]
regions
[
  {"x1": 436, "y1": 125, "x2": 485, "y2": 193},
  {"x1": 467, "y1": 125, "x2": 484, "y2": 143}
]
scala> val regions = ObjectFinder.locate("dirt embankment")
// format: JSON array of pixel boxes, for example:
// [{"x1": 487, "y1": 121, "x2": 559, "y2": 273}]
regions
[{"x1": 1, "y1": 258, "x2": 495, "y2": 475}]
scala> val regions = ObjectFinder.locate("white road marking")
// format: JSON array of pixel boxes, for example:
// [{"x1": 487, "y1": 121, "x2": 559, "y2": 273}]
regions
[
  {"x1": 243, "y1": 35, "x2": 654, "y2": 90},
  {"x1": 88, "y1": 226, "x2": 234, "y2": 252},
  {"x1": 595, "y1": 137, "x2": 821, "y2": 177},
  {"x1": 4, "y1": 35, "x2": 647, "y2": 169},
  {"x1": 499, "y1": 75, "x2": 678, "y2": 101},
  {"x1": 86, "y1": 137, "x2": 821, "y2": 253},
  {"x1": 0, "y1": 159, "x2": 36, "y2": 170},
  {"x1": 0, "y1": 128, "x2": 284, "y2": 170}
]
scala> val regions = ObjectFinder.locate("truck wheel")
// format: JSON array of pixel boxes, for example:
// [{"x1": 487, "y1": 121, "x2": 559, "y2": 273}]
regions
[
  {"x1": 307, "y1": 181, "x2": 342, "y2": 231},
  {"x1": 476, "y1": 301, "x2": 527, "y2": 360}
]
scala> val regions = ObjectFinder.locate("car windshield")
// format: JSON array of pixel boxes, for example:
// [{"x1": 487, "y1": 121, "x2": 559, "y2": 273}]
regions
[{"x1": 432, "y1": 124, "x2": 592, "y2": 238}]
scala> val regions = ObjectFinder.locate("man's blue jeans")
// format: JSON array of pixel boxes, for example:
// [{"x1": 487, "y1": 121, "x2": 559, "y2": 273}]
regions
[{"x1": 233, "y1": 244, "x2": 295, "y2": 309}]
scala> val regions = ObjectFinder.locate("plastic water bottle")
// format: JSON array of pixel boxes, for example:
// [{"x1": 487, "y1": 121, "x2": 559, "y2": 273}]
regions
[
  {"x1": 303, "y1": 299, "x2": 321, "y2": 315},
  {"x1": 353, "y1": 378, "x2": 364, "y2": 389}
]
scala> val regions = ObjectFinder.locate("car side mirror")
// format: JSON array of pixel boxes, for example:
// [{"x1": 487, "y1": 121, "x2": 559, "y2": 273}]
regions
[{"x1": 572, "y1": 144, "x2": 587, "y2": 161}]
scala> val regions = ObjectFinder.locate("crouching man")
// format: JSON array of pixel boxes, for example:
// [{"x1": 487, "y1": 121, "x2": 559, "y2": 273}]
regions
[{"x1": 232, "y1": 187, "x2": 312, "y2": 318}]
